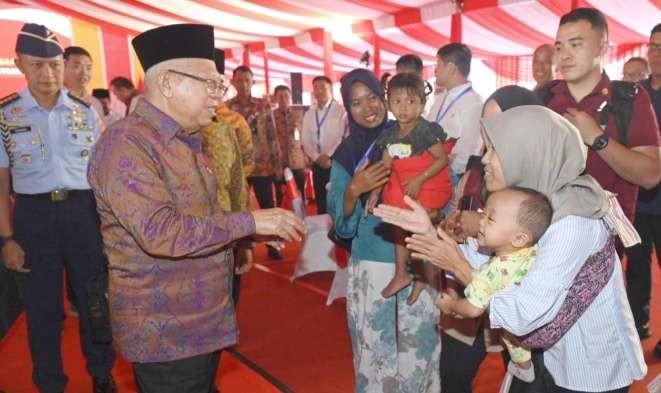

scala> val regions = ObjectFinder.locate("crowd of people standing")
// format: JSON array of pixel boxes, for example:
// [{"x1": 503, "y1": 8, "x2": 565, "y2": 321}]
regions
[{"x1": 1, "y1": 5, "x2": 661, "y2": 393}]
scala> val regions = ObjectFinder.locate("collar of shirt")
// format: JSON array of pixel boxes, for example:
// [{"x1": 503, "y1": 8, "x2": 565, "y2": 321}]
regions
[
  {"x1": 133, "y1": 98, "x2": 201, "y2": 152},
  {"x1": 641, "y1": 76, "x2": 661, "y2": 93},
  {"x1": 229, "y1": 96, "x2": 260, "y2": 108},
  {"x1": 552, "y1": 72, "x2": 611, "y2": 103},
  {"x1": 274, "y1": 107, "x2": 290, "y2": 116},
  {"x1": 20, "y1": 88, "x2": 68, "y2": 112},
  {"x1": 445, "y1": 81, "x2": 473, "y2": 101},
  {"x1": 315, "y1": 99, "x2": 334, "y2": 112}
]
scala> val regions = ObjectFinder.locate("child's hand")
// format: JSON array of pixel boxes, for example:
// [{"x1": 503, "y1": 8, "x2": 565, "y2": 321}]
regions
[{"x1": 403, "y1": 177, "x2": 424, "y2": 198}]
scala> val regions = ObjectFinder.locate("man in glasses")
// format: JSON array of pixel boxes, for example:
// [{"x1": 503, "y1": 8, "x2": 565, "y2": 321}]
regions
[
  {"x1": 627, "y1": 22, "x2": 661, "y2": 358},
  {"x1": 622, "y1": 57, "x2": 649, "y2": 83},
  {"x1": 87, "y1": 24, "x2": 305, "y2": 393}
]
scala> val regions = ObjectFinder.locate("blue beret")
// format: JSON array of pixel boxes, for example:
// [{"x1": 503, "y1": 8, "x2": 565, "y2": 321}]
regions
[
  {"x1": 15, "y1": 23, "x2": 63, "y2": 57},
  {"x1": 132, "y1": 24, "x2": 215, "y2": 72}
]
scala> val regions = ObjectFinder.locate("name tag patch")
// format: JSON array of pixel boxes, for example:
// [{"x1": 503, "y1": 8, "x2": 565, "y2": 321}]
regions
[{"x1": 9, "y1": 125, "x2": 31, "y2": 134}]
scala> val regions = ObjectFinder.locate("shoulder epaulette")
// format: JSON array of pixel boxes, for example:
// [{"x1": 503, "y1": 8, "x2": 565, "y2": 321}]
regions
[
  {"x1": 67, "y1": 92, "x2": 91, "y2": 108},
  {"x1": 0, "y1": 93, "x2": 20, "y2": 109}
]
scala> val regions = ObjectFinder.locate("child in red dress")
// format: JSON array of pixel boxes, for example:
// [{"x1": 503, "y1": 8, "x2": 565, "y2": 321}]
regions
[{"x1": 366, "y1": 73, "x2": 452, "y2": 304}]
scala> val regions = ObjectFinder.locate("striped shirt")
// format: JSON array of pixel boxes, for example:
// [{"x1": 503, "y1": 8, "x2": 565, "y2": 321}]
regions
[{"x1": 464, "y1": 215, "x2": 646, "y2": 391}]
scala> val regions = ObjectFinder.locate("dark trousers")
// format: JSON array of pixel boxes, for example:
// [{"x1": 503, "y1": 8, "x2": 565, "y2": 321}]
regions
[
  {"x1": 509, "y1": 351, "x2": 629, "y2": 393},
  {"x1": 292, "y1": 168, "x2": 306, "y2": 197},
  {"x1": 232, "y1": 270, "x2": 241, "y2": 306},
  {"x1": 14, "y1": 191, "x2": 115, "y2": 393},
  {"x1": 248, "y1": 176, "x2": 277, "y2": 209},
  {"x1": 133, "y1": 350, "x2": 221, "y2": 393},
  {"x1": 440, "y1": 329, "x2": 487, "y2": 393},
  {"x1": 625, "y1": 211, "x2": 661, "y2": 331},
  {"x1": 312, "y1": 163, "x2": 330, "y2": 214}
]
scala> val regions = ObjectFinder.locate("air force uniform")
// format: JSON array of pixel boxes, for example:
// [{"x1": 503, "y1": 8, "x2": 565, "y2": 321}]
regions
[
  {"x1": 0, "y1": 89, "x2": 100, "y2": 192},
  {"x1": 0, "y1": 23, "x2": 115, "y2": 393}
]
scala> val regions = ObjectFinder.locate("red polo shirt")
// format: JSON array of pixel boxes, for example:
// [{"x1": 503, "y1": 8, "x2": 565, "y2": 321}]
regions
[{"x1": 546, "y1": 73, "x2": 660, "y2": 220}]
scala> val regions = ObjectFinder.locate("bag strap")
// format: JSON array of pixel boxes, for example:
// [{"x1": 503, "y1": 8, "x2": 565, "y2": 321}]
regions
[
  {"x1": 539, "y1": 80, "x2": 635, "y2": 146},
  {"x1": 536, "y1": 80, "x2": 560, "y2": 105},
  {"x1": 609, "y1": 80, "x2": 636, "y2": 146},
  {"x1": 519, "y1": 237, "x2": 616, "y2": 349}
]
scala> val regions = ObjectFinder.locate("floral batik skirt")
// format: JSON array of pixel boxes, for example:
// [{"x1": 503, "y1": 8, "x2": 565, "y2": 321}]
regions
[{"x1": 347, "y1": 259, "x2": 441, "y2": 393}]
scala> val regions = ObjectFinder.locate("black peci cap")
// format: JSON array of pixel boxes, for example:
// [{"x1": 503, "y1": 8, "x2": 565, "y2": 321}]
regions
[
  {"x1": 132, "y1": 24, "x2": 215, "y2": 72},
  {"x1": 214, "y1": 49, "x2": 225, "y2": 75},
  {"x1": 92, "y1": 88, "x2": 110, "y2": 99}
]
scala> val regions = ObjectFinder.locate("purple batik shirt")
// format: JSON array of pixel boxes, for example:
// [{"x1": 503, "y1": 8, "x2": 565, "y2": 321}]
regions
[{"x1": 88, "y1": 98, "x2": 255, "y2": 363}]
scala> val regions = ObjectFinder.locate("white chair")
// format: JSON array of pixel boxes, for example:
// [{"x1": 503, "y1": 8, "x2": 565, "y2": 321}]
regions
[
  {"x1": 326, "y1": 266, "x2": 348, "y2": 306},
  {"x1": 291, "y1": 214, "x2": 349, "y2": 305},
  {"x1": 291, "y1": 214, "x2": 339, "y2": 281}
]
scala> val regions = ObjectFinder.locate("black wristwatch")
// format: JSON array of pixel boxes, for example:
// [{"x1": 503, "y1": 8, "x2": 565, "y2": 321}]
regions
[
  {"x1": 0, "y1": 235, "x2": 14, "y2": 249},
  {"x1": 590, "y1": 133, "x2": 609, "y2": 151}
]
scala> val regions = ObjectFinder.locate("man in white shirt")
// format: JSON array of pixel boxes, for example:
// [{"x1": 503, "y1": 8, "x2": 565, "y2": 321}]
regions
[
  {"x1": 301, "y1": 76, "x2": 345, "y2": 214},
  {"x1": 63, "y1": 46, "x2": 105, "y2": 126},
  {"x1": 426, "y1": 43, "x2": 483, "y2": 177},
  {"x1": 395, "y1": 54, "x2": 434, "y2": 117},
  {"x1": 92, "y1": 88, "x2": 123, "y2": 127},
  {"x1": 110, "y1": 76, "x2": 140, "y2": 115}
]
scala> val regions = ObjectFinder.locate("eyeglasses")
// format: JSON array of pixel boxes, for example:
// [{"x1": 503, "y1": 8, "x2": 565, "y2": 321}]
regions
[
  {"x1": 647, "y1": 43, "x2": 661, "y2": 52},
  {"x1": 167, "y1": 69, "x2": 228, "y2": 96}
]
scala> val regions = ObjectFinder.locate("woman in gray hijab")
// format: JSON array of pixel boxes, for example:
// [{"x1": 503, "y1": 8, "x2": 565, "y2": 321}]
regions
[{"x1": 375, "y1": 106, "x2": 645, "y2": 392}]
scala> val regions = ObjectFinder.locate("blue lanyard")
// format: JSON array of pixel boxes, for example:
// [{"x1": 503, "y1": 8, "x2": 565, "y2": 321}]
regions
[
  {"x1": 354, "y1": 141, "x2": 376, "y2": 174},
  {"x1": 434, "y1": 86, "x2": 472, "y2": 124},
  {"x1": 315, "y1": 99, "x2": 334, "y2": 153}
]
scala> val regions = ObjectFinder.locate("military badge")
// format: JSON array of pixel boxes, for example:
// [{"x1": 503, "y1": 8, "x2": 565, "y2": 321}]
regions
[
  {"x1": 68, "y1": 104, "x2": 93, "y2": 132},
  {"x1": 11, "y1": 106, "x2": 23, "y2": 117}
]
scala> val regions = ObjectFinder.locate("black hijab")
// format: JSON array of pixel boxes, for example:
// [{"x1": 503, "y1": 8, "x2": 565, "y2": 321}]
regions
[
  {"x1": 332, "y1": 68, "x2": 390, "y2": 175},
  {"x1": 485, "y1": 85, "x2": 543, "y2": 112}
]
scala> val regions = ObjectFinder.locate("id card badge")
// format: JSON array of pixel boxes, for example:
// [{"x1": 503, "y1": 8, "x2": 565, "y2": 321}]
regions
[{"x1": 294, "y1": 128, "x2": 300, "y2": 141}]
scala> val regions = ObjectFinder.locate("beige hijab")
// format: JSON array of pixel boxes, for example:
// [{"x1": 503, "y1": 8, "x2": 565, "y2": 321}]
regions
[{"x1": 481, "y1": 105, "x2": 609, "y2": 222}]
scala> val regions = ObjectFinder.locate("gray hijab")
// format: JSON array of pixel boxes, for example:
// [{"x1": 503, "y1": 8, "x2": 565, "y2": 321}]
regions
[{"x1": 481, "y1": 105, "x2": 609, "y2": 222}]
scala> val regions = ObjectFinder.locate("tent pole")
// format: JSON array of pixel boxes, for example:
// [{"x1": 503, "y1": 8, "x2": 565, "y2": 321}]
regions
[
  {"x1": 323, "y1": 30, "x2": 334, "y2": 80},
  {"x1": 263, "y1": 51, "x2": 270, "y2": 96},
  {"x1": 373, "y1": 34, "x2": 381, "y2": 77},
  {"x1": 243, "y1": 45, "x2": 250, "y2": 67},
  {"x1": 451, "y1": 13, "x2": 462, "y2": 43}
]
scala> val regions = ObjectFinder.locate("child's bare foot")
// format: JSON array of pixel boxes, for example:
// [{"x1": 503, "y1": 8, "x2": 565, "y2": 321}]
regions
[
  {"x1": 406, "y1": 280, "x2": 428, "y2": 305},
  {"x1": 381, "y1": 275, "x2": 411, "y2": 298}
]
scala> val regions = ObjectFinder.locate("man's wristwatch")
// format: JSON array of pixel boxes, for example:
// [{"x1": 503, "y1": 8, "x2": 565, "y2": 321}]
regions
[
  {"x1": 0, "y1": 235, "x2": 14, "y2": 250},
  {"x1": 590, "y1": 133, "x2": 609, "y2": 151}
]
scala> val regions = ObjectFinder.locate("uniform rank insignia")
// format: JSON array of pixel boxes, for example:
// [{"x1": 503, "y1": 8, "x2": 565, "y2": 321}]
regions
[{"x1": 68, "y1": 104, "x2": 93, "y2": 132}]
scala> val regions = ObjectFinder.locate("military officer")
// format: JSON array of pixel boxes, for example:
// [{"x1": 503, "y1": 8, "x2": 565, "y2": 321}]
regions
[{"x1": 0, "y1": 23, "x2": 116, "y2": 393}]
